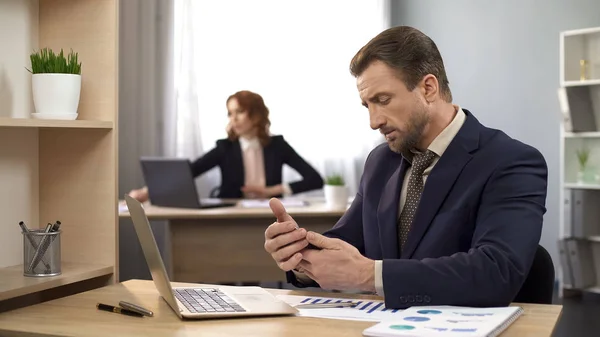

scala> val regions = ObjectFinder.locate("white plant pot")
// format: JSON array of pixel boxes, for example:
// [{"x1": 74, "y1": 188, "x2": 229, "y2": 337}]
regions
[
  {"x1": 324, "y1": 185, "x2": 348, "y2": 209},
  {"x1": 32, "y1": 74, "x2": 81, "y2": 119}
]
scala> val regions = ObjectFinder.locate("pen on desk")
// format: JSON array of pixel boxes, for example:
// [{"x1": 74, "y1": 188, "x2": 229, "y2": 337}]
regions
[
  {"x1": 119, "y1": 301, "x2": 154, "y2": 317},
  {"x1": 296, "y1": 302, "x2": 358, "y2": 309},
  {"x1": 96, "y1": 303, "x2": 144, "y2": 317}
]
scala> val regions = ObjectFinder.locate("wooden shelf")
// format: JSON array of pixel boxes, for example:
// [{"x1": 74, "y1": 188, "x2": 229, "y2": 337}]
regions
[
  {"x1": 563, "y1": 79, "x2": 600, "y2": 87},
  {"x1": 564, "y1": 131, "x2": 600, "y2": 138},
  {"x1": 0, "y1": 118, "x2": 113, "y2": 129},
  {"x1": 0, "y1": 262, "x2": 113, "y2": 301},
  {"x1": 564, "y1": 183, "x2": 600, "y2": 190}
]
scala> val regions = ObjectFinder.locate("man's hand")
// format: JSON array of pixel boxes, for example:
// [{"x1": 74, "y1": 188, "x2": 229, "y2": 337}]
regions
[
  {"x1": 264, "y1": 198, "x2": 309, "y2": 271},
  {"x1": 298, "y1": 232, "x2": 375, "y2": 292}
]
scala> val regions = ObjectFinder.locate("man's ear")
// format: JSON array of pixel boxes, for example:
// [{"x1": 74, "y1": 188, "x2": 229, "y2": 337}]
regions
[{"x1": 421, "y1": 74, "x2": 439, "y2": 103}]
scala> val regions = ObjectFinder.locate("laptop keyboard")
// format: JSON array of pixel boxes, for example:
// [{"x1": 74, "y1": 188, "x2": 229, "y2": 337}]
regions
[{"x1": 174, "y1": 288, "x2": 246, "y2": 313}]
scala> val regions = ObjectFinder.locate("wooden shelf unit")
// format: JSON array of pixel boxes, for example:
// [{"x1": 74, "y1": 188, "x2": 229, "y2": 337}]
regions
[{"x1": 0, "y1": 0, "x2": 118, "y2": 311}]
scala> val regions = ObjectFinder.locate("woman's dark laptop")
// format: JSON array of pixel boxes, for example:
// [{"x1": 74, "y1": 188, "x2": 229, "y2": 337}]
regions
[{"x1": 140, "y1": 157, "x2": 236, "y2": 209}]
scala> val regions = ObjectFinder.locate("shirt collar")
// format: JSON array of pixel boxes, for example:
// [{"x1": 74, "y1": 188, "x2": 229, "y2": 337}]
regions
[
  {"x1": 405, "y1": 105, "x2": 466, "y2": 162},
  {"x1": 427, "y1": 106, "x2": 466, "y2": 157},
  {"x1": 239, "y1": 136, "x2": 261, "y2": 151}
]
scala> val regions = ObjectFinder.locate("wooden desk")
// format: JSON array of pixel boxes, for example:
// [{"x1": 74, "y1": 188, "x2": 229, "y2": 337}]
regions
[
  {"x1": 119, "y1": 201, "x2": 345, "y2": 283},
  {"x1": 0, "y1": 280, "x2": 563, "y2": 337}
]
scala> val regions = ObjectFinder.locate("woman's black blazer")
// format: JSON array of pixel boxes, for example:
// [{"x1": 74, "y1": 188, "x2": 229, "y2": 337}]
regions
[{"x1": 190, "y1": 135, "x2": 324, "y2": 198}]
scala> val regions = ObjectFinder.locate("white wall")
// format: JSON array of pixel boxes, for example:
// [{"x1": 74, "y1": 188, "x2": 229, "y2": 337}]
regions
[{"x1": 392, "y1": 0, "x2": 600, "y2": 271}]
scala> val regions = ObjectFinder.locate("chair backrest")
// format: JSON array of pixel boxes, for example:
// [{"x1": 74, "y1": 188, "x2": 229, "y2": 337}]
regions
[{"x1": 513, "y1": 245, "x2": 555, "y2": 304}]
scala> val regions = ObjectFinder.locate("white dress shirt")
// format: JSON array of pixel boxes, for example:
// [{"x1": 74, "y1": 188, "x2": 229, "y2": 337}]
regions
[{"x1": 239, "y1": 136, "x2": 292, "y2": 196}]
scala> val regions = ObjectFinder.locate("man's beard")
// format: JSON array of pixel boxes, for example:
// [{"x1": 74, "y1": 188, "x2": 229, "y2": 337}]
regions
[{"x1": 389, "y1": 104, "x2": 429, "y2": 156}]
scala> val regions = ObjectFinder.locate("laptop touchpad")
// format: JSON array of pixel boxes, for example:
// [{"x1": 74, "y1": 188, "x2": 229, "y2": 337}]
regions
[
  {"x1": 226, "y1": 288, "x2": 281, "y2": 302},
  {"x1": 234, "y1": 294, "x2": 275, "y2": 303}
]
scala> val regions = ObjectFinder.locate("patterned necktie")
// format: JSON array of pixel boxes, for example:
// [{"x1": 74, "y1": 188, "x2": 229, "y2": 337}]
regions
[{"x1": 398, "y1": 150, "x2": 436, "y2": 250}]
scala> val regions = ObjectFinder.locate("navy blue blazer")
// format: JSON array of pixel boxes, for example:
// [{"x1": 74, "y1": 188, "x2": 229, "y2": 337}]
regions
[
  {"x1": 190, "y1": 135, "x2": 323, "y2": 198},
  {"x1": 288, "y1": 110, "x2": 548, "y2": 309}
]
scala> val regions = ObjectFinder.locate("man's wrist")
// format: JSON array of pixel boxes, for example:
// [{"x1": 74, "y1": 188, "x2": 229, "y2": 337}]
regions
[{"x1": 358, "y1": 258, "x2": 376, "y2": 293}]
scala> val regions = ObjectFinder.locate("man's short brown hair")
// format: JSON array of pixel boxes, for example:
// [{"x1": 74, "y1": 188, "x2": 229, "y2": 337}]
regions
[{"x1": 350, "y1": 26, "x2": 452, "y2": 102}]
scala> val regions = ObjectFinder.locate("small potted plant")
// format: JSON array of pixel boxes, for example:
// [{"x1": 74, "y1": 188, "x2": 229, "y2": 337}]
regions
[
  {"x1": 577, "y1": 147, "x2": 593, "y2": 183},
  {"x1": 324, "y1": 174, "x2": 348, "y2": 209},
  {"x1": 27, "y1": 48, "x2": 81, "y2": 120}
]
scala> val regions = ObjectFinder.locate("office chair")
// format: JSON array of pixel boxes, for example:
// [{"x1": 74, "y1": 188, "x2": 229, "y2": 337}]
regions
[{"x1": 513, "y1": 245, "x2": 555, "y2": 304}]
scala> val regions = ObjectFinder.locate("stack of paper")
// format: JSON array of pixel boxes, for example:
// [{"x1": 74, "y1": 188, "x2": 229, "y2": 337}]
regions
[{"x1": 362, "y1": 306, "x2": 523, "y2": 337}]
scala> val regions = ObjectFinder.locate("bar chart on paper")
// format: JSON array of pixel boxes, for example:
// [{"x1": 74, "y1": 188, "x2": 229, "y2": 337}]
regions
[{"x1": 276, "y1": 295, "x2": 404, "y2": 322}]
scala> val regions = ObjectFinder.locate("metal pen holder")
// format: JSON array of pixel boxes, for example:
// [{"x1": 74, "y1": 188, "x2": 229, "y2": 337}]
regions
[{"x1": 23, "y1": 229, "x2": 61, "y2": 277}]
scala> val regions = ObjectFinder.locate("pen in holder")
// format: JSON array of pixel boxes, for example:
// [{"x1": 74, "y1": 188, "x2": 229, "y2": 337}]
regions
[{"x1": 23, "y1": 223, "x2": 61, "y2": 277}]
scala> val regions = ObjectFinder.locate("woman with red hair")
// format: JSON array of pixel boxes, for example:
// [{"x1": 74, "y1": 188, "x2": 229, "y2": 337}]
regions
[{"x1": 129, "y1": 90, "x2": 323, "y2": 201}]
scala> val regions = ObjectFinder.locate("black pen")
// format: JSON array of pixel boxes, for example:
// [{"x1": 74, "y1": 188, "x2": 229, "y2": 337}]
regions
[
  {"x1": 51, "y1": 220, "x2": 61, "y2": 232},
  {"x1": 18, "y1": 221, "x2": 30, "y2": 233},
  {"x1": 96, "y1": 303, "x2": 144, "y2": 317}
]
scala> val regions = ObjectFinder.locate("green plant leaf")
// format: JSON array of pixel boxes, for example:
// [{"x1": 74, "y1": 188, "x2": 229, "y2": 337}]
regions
[
  {"x1": 325, "y1": 174, "x2": 345, "y2": 186},
  {"x1": 28, "y1": 47, "x2": 82, "y2": 75},
  {"x1": 577, "y1": 148, "x2": 590, "y2": 168}
]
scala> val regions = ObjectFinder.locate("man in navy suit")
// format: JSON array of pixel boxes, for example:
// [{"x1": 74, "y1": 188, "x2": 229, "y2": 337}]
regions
[{"x1": 264, "y1": 26, "x2": 548, "y2": 309}]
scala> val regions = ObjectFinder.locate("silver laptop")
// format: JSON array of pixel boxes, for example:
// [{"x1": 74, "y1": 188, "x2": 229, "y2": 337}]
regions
[{"x1": 124, "y1": 195, "x2": 298, "y2": 319}]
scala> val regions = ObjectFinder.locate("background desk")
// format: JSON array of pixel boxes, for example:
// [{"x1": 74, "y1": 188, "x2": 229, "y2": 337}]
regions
[
  {"x1": 118, "y1": 201, "x2": 345, "y2": 283},
  {"x1": 0, "y1": 279, "x2": 563, "y2": 337}
]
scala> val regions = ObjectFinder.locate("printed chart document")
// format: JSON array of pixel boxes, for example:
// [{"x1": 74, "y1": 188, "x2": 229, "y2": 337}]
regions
[
  {"x1": 277, "y1": 295, "x2": 403, "y2": 322},
  {"x1": 362, "y1": 306, "x2": 523, "y2": 337}
]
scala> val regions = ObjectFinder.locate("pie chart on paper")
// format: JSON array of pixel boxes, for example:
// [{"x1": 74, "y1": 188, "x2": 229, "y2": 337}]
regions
[
  {"x1": 389, "y1": 325, "x2": 416, "y2": 330},
  {"x1": 403, "y1": 316, "x2": 430, "y2": 322},
  {"x1": 417, "y1": 309, "x2": 442, "y2": 315}
]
